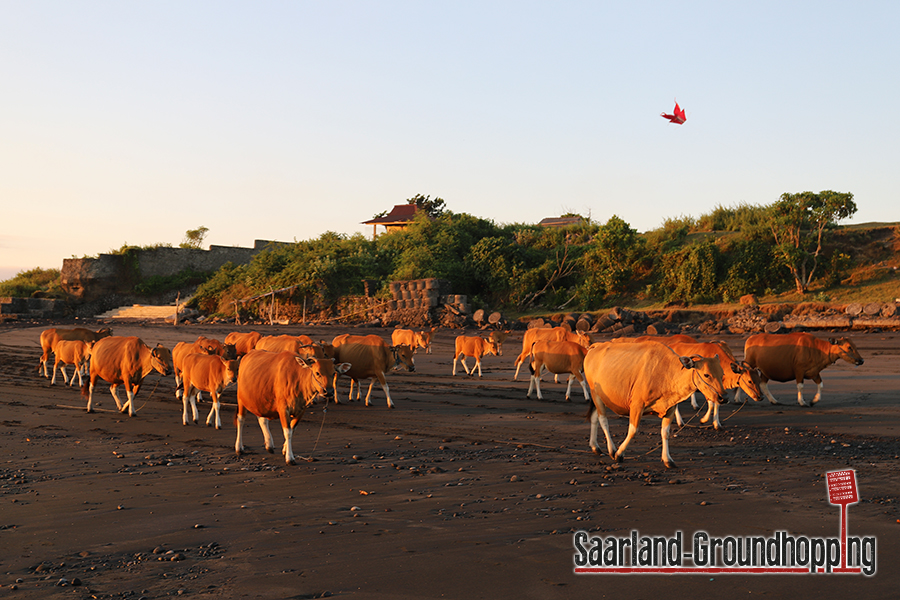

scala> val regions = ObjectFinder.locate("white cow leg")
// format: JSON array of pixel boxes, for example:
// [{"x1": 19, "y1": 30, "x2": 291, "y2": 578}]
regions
[
  {"x1": 565, "y1": 375, "x2": 574, "y2": 401},
  {"x1": 235, "y1": 414, "x2": 245, "y2": 454},
  {"x1": 690, "y1": 392, "x2": 701, "y2": 410},
  {"x1": 811, "y1": 381, "x2": 823, "y2": 405},
  {"x1": 588, "y1": 405, "x2": 617, "y2": 459},
  {"x1": 124, "y1": 388, "x2": 136, "y2": 417},
  {"x1": 614, "y1": 422, "x2": 639, "y2": 462},
  {"x1": 257, "y1": 416, "x2": 275, "y2": 453},
  {"x1": 182, "y1": 392, "x2": 192, "y2": 426},
  {"x1": 461, "y1": 357, "x2": 471, "y2": 375},
  {"x1": 380, "y1": 378, "x2": 394, "y2": 409},
  {"x1": 110, "y1": 385, "x2": 124, "y2": 411},
  {"x1": 660, "y1": 407, "x2": 677, "y2": 468},
  {"x1": 51, "y1": 364, "x2": 59, "y2": 386},
  {"x1": 476, "y1": 358, "x2": 483, "y2": 377},
  {"x1": 700, "y1": 400, "x2": 722, "y2": 429},
  {"x1": 74, "y1": 365, "x2": 84, "y2": 387},
  {"x1": 761, "y1": 381, "x2": 779, "y2": 405},
  {"x1": 364, "y1": 379, "x2": 377, "y2": 406},
  {"x1": 675, "y1": 405, "x2": 684, "y2": 426},
  {"x1": 796, "y1": 382, "x2": 807, "y2": 407},
  {"x1": 190, "y1": 391, "x2": 200, "y2": 423},
  {"x1": 282, "y1": 425, "x2": 296, "y2": 465},
  {"x1": 534, "y1": 374, "x2": 543, "y2": 400},
  {"x1": 86, "y1": 383, "x2": 95, "y2": 413},
  {"x1": 206, "y1": 394, "x2": 221, "y2": 429},
  {"x1": 526, "y1": 374, "x2": 536, "y2": 398},
  {"x1": 513, "y1": 357, "x2": 523, "y2": 381},
  {"x1": 578, "y1": 373, "x2": 591, "y2": 401},
  {"x1": 452, "y1": 356, "x2": 459, "y2": 376}
]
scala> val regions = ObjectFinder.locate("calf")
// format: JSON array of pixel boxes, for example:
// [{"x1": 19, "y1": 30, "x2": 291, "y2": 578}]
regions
[
  {"x1": 173, "y1": 336, "x2": 228, "y2": 399},
  {"x1": 526, "y1": 340, "x2": 590, "y2": 401},
  {"x1": 181, "y1": 353, "x2": 240, "y2": 429},
  {"x1": 40, "y1": 327, "x2": 112, "y2": 378},
  {"x1": 513, "y1": 327, "x2": 591, "y2": 380},
  {"x1": 391, "y1": 329, "x2": 428, "y2": 353},
  {"x1": 235, "y1": 350, "x2": 350, "y2": 464},
  {"x1": 82, "y1": 336, "x2": 172, "y2": 416},
  {"x1": 51, "y1": 339, "x2": 93, "y2": 387},
  {"x1": 452, "y1": 335, "x2": 500, "y2": 377}
]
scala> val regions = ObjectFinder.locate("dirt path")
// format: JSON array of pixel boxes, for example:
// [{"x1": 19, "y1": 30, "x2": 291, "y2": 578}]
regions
[{"x1": 1, "y1": 323, "x2": 898, "y2": 598}]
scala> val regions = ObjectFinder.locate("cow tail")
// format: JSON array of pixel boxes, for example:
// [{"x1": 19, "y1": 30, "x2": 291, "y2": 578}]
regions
[
  {"x1": 528, "y1": 342, "x2": 537, "y2": 374},
  {"x1": 583, "y1": 401, "x2": 596, "y2": 422}
]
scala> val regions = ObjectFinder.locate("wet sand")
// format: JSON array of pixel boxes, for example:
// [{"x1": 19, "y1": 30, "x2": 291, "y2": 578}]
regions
[{"x1": 1, "y1": 322, "x2": 898, "y2": 598}]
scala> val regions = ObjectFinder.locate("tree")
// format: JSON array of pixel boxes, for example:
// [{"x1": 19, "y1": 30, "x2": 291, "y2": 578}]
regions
[
  {"x1": 406, "y1": 194, "x2": 446, "y2": 219},
  {"x1": 768, "y1": 191, "x2": 856, "y2": 293},
  {"x1": 181, "y1": 226, "x2": 209, "y2": 249}
]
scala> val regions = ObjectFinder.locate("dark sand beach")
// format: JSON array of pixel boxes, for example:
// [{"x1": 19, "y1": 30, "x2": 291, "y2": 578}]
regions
[{"x1": 1, "y1": 322, "x2": 897, "y2": 598}]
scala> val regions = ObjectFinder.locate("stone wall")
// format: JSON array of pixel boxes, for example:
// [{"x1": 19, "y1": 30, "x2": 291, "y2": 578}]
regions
[{"x1": 61, "y1": 240, "x2": 283, "y2": 302}]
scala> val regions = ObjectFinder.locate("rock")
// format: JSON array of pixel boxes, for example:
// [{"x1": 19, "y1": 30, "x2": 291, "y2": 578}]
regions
[{"x1": 739, "y1": 294, "x2": 758, "y2": 305}]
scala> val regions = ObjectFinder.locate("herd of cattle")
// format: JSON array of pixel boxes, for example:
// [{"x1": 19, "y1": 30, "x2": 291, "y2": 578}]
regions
[{"x1": 34, "y1": 325, "x2": 864, "y2": 468}]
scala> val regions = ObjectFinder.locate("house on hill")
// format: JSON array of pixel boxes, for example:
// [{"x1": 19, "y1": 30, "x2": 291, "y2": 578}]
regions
[
  {"x1": 362, "y1": 204, "x2": 422, "y2": 240},
  {"x1": 539, "y1": 216, "x2": 586, "y2": 228}
]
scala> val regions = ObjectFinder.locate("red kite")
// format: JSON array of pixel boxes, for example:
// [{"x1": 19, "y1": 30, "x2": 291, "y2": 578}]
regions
[{"x1": 661, "y1": 100, "x2": 686, "y2": 124}]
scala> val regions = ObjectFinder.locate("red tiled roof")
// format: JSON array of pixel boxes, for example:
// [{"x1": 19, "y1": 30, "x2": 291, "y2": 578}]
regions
[{"x1": 362, "y1": 204, "x2": 420, "y2": 225}]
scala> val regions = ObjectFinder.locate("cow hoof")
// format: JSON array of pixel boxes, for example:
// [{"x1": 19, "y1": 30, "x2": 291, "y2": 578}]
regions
[
  {"x1": 86, "y1": 409, "x2": 94, "y2": 414},
  {"x1": 591, "y1": 447, "x2": 600, "y2": 455},
  {"x1": 664, "y1": 461, "x2": 677, "y2": 469},
  {"x1": 614, "y1": 455, "x2": 623, "y2": 463},
  {"x1": 266, "y1": 448, "x2": 275, "y2": 454}
]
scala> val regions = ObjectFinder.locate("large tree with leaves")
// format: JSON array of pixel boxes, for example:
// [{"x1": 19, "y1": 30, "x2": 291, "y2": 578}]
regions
[{"x1": 768, "y1": 190, "x2": 856, "y2": 293}]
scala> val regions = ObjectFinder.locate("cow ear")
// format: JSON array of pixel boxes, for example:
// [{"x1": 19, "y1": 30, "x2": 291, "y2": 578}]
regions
[
  {"x1": 293, "y1": 356, "x2": 313, "y2": 368},
  {"x1": 828, "y1": 337, "x2": 838, "y2": 345},
  {"x1": 730, "y1": 362, "x2": 742, "y2": 374},
  {"x1": 336, "y1": 362, "x2": 352, "y2": 374},
  {"x1": 679, "y1": 356, "x2": 694, "y2": 370}
]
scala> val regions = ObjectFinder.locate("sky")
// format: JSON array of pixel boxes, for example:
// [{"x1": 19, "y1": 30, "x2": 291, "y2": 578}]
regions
[{"x1": 2, "y1": 1, "x2": 899, "y2": 281}]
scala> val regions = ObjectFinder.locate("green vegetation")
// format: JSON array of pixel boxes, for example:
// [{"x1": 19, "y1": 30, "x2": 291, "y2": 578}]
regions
[
  {"x1": 0, "y1": 268, "x2": 64, "y2": 298},
  {"x1": 4, "y1": 191, "x2": 896, "y2": 317}
]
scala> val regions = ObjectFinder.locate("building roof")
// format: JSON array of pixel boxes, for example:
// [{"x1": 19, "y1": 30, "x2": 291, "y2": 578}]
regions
[
  {"x1": 362, "y1": 204, "x2": 420, "y2": 225},
  {"x1": 538, "y1": 216, "x2": 585, "y2": 228}
]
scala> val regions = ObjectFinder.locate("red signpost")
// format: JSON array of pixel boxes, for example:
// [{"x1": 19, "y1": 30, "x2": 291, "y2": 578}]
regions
[{"x1": 825, "y1": 469, "x2": 859, "y2": 571}]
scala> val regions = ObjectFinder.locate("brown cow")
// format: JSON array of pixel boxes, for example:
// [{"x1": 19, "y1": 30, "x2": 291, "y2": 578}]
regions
[
  {"x1": 743, "y1": 332, "x2": 864, "y2": 406},
  {"x1": 666, "y1": 340, "x2": 763, "y2": 429},
  {"x1": 391, "y1": 329, "x2": 427, "y2": 353},
  {"x1": 181, "y1": 353, "x2": 240, "y2": 429},
  {"x1": 526, "y1": 340, "x2": 590, "y2": 402},
  {"x1": 583, "y1": 341, "x2": 726, "y2": 468},
  {"x1": 452, "y1": 335, "x2": 500, "y2": 377},
  {"x1": 420, "y1": 327, "x2": 437, "y2": 354},
  {"x1": 513, "y1": 327, "x2": 591, "y2": 380},
  {"x1": 235, "y1": 350, "x2": 350, "y2": 464},
  {"x1": 173, "y1": 336, "x2": 232, "y2": 399},
  {"x1": 50, "y1": 340, "x2": 93, "y2": 387},
  {"x1": 224, "y1": 331, "x2": 262, "y2": 356},
  {"x1": 81, "y1": 336, "x2": 173, "y2": 416},
  {"x1": 39, "y1": 327, "x2": 112, "y2": 377},
  {"x1": 489, "y1": 330, "x2": 511, "y2": 356},
  {"x1": 331, "y1": 334, "x2": 415, "y2": 407},
  {"x1": 256, "y1": 334, "x2": 329, "y2": 358}
]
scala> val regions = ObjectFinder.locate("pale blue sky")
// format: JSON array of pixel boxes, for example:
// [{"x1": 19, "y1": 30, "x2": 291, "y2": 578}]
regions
[{"x1": 2, "y1": 1, "x2": 898, "y2": 280}]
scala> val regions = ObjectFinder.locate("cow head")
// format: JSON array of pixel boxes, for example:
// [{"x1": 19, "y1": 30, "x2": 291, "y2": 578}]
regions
[
  {"x1": 828, "y1": 337, "x2": 864, "y2": 366},
  {"x1": 151, "y1": 344, "x2": 173, "y2": 377},
  {"x1": 391, "y1": 345, "x2": 416, "y2": 372},
  {"x1": 575, "y1": 331, "x2": 593, "y2": 348},
  {"x1": 680, "y1": 354, "x2": 727, "y2": 404},
  {"x1": 96, "y1": 327, "x2": 113, "y2": 339},
  {"x1": 294, "y1": 357, "x2": 349, "y2": 401},
  {"x1": 490, "y1": 330, "x2": 510, "y2": 355},
  {"x1": 223, "y1": 359, "x2": 240, "y2": 386},
  {"x1": 222, "y1": 343, "x2": 238, "y2": 360},
  {"x1": 732, "y1": 361, "x2": 764, "y2": 402}
]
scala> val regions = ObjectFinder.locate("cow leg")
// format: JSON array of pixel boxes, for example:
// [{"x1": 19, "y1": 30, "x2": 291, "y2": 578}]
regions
[
  {"x1": 614, "y1": 405, "x2": 643, "y2": 463},
  {"x1": 690, "y1": 392, "x2": 701, "y2": 410},
  {"x1": 475, "y1": 357, "x2": 483, "y2": 377},
  {"x1": 531, "y1": 373, "x2": 544, "y2": 400},
  {"x1": 281, "y1": 413, "x2": 296, "y2": 465},
  {"x1": 460, "y1": 356, "x2": 471, "y2": 376},
  {"x1": 257, "y1": 416, "x2": 275, "y2": 453},
  {"x1": 332, "y1": 373, "x2": 342, "y2": 404},
  {"x1": 660, "y1": 406, "x2": 677, "y2": 468},
  {"x1": 675, "y1": 405, "x2": 684, "y2": 427},
  {"x1": 513, "y1": 353, "x2": 527, "y2": 381},
  {"x1": 452, "y1": 354, "x2": 459, "y2": 376},
  {"x1": 577, "y1": 372, "x2": 591, "y2": 401},
  {"x1": 85, "y1": 380, "x2": 95, "y2": 413},
  {"x1": 760, "y1": 381, "x2": 779, "y2": 405},
  {"x1": 109, "y1": 384, "x2": 125, "y2": 412},
  {"x1": 353, "y1": 379, "x2": 361, "y2": 401},
  {"x1": 810, "y1": 378, "x2": 824, "y2": 405},
  {"x1": 235, "y1": 412, "x2": 245, "y2": 455},
  {"x1": 205, "y1": 391, "x2": 221, "y2": 429},
  {"x1": 375, "y1": 373, "x2": 394, "y2": 408},
  {"x1": 182, "y1": 385, "x2": 199, "y2": 425},
  {"x1": 700, "y1": 399, "x2": 722, "y2": 429},
  {"x1": 565, "y1": 374, "x2": 574, "y2": 401},
  {"x1": 74, "y1": 363, "x2": 85, "y2": 388},
  {"x1": 123, "y1": 384, "x2": 138, "y2": 417},
  {"x1": 51, "y1": 362, "x2": 60, "y2": 385},
  {"x1": 796, "y1": 382, "x2": 807, "y2": 407},
  {"x1": 588, "y1": 402, "x2": 617, "y2": 459}
]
